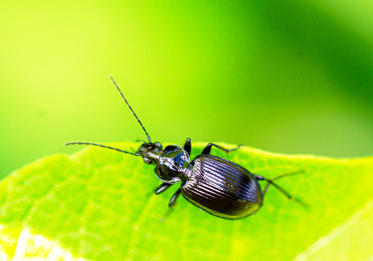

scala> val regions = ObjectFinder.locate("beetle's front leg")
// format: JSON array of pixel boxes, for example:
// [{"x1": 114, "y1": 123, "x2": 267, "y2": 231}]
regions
[
  {"x1": 154, "y1": 182, "x2": 172, "y2": 194},
  {"x1": 183, "y1": 138, "x2": 191, "y2": 155},
  {"x1": 202, "y1": 143, "x2": 242, "y2": 155},
  {"x1": 168, "y1": 182, "x2": 185, "y2": 207},
  {"x1": 168, "y1": 188, "x2": 182, "y2": 207}
]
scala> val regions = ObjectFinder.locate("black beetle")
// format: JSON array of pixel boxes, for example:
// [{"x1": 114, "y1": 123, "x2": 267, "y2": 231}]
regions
[{"x1": 66, "y1": 76, "x2": 303, "y2": 219}]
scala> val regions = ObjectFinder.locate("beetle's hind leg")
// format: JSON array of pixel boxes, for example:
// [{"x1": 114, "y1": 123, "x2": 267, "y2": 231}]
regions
[
  {"x1": 254, "y1": 172, "x2": 308, "y2": 208},
  {"x1": 202, "y1": 143, "x2": 242, "y2": 155}
]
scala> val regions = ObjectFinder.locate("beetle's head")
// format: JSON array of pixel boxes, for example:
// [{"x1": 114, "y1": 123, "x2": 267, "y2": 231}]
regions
[
  {"x1": 137, "y1": 142, "x2": 163, "y2": 164},
  {"x1": 154, "y1": 145, "x2": 190, "y2": 184}
]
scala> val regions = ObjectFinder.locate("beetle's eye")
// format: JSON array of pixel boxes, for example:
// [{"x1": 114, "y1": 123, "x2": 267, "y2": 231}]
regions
[{"x1": 154, "y1": 142, "x2": 162, "y2": 149}]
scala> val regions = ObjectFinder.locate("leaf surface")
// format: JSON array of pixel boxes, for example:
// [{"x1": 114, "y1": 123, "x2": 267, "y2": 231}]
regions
[{"x1": 0, "y1": 143, "x2": 372, "y2": 260}]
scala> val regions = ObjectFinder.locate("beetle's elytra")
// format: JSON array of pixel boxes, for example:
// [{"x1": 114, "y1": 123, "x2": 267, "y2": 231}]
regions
[{"x1": 66, "y1": 76, "x2": 303, "y2": 219}]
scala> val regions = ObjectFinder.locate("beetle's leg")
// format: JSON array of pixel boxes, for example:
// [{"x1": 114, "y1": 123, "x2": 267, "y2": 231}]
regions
[
  {"x1": 202, "y1": 143, "x2": 242, "y2": 155},
  {"x1": 254, "y1": 174, "x2": 308, "y2": 207},
  {"x1": 168, "y1": 188, "x2": 182, "y2": 207},
  {"x1": 254, "y1": 175, "x2": 293, "y2": 199},
  {"x1": 183, "y1": 138, "x2": 192, "y2": 155},
  {"x1": 168, "y1": 183, "x2": 185, "y2": 207},
  {"x1": 269, "y1": 170, "x2": 305, "y2": 181},
  {"x1": 154, "y1": 182, "x2": 172, "y2": 194},
  {"x1": 254, "y1": 170, "x2": 304, "y2": 196},
  {"x1": 254, "y1": 170, "x2": 304, "y2": 185}
]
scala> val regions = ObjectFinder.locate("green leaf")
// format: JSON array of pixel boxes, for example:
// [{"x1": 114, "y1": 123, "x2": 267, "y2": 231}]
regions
[{"x1": 0, "y1": 143, "x2": 372, "y2": 260}]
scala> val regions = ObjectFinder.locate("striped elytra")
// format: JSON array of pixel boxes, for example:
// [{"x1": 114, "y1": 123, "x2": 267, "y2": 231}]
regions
[{"x1": 182, "y1": 155, "x2": 263, "y2": 219}]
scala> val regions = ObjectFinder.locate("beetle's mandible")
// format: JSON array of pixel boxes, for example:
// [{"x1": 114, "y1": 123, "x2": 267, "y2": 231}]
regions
[{"x1": 66, "y1": 76, "x2": 303, "y2": 219}]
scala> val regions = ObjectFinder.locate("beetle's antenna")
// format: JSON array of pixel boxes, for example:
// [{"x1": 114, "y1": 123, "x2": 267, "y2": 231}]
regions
[
  {"x1": 65, "y1": 142, "x2": 141, "y2": 156},
  {"x1": 109, "y1": 75, "x2": 152, "y2": 143}
]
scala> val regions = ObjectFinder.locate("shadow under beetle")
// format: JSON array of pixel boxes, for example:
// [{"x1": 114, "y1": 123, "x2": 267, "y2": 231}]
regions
[{"x1": 66, "y1": 76, "x2": 304, "y2": 219}]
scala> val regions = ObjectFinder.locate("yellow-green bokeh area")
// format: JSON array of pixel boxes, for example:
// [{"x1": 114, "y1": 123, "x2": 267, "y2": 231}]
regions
[{"x1": 1, "y1": 0, "x2": 373, "y2": 178}]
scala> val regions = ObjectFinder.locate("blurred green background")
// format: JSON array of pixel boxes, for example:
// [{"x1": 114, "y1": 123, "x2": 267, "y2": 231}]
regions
[{"x1": 1, "y1": 0, "x2": 373, "y2": 179}]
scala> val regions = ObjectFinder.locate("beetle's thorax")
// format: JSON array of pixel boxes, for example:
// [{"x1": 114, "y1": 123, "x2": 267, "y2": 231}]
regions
[{"x1": 138, "y1": 143, "x2": 191, "y2": 184}]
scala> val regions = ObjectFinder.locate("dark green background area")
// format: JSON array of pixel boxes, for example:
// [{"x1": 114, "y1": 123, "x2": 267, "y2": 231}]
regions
[{"x1": 1, "y1": 0, "x2": 373, "y2": 178}]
